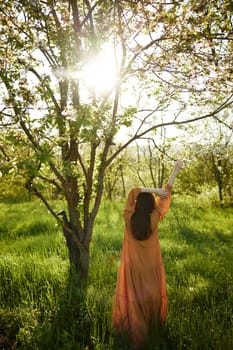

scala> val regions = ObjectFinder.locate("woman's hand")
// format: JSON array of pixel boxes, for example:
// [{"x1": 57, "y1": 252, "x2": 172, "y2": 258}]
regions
[{"x1": 175, "y1": 159, "x2": 183, "y2": 170}]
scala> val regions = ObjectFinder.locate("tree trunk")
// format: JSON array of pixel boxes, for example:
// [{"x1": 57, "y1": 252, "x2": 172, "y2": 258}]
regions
[
  {"x1": 63, "y1": 227, "x2": 90, "y2": 278},
  {"x1": 211, "y1": 153, "x2": 224, "y2": 202},
  {"x1": 120, "y1": 163, "x2": 126, "y2": 198},
  {"x1": 217, "y1": 180, "x2": 223, "y2": 202}
]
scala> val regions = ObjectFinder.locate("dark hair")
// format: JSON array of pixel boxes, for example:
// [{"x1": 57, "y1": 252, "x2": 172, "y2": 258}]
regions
[{"x1": 130, "y1": 192, "x2": 155, "y2": 240}]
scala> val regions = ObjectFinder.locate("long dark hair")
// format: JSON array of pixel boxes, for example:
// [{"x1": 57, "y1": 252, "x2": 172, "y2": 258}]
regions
[{"x1": 130, "y1": 192, "x2": 155, "y2": 240}]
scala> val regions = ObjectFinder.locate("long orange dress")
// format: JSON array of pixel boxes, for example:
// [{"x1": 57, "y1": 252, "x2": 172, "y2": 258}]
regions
[{"x1": 112, "y1": 185, "x2": 172, "y2": 348}]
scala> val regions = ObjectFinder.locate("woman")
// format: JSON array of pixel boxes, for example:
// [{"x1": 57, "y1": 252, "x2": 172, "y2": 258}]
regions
[{"x1": 112, "y1": 160, "x2": 183, "y2": 348}]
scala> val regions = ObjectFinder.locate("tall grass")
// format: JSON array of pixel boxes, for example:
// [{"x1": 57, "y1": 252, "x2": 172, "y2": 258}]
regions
[{"x1": 0, "y1": 196, "x2": 232, "y2": 349}]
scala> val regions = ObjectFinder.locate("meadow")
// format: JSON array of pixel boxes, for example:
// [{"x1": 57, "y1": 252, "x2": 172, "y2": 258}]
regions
[{"x1": 0, "y1": 194, "x2": 232, "y2": 350}]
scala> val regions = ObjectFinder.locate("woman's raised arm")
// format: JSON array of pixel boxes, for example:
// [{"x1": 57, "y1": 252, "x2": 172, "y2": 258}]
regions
[{"x1": 167, "y1": 159, "x2": 183, "y2": 186}]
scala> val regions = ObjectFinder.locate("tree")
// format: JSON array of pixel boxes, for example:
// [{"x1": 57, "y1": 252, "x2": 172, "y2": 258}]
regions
[
  {"x1": 133, "y1": 127, "x2": 172, "y2": 189},
  {"x1": 104, "y1": 149, "x2": 129, "y2": 200},
  {"x1": 0, "y1": 0, "x2": 233, "y2": 277},
  {"x1": 0, "y1": 130, "x2": 32, "y2": 201},
  {"x1": 173, "y1": 113, "x2": 233, "y2": 203},
  {"x1": 198, "y1": 118, "x2": 233, "y2": 203}
]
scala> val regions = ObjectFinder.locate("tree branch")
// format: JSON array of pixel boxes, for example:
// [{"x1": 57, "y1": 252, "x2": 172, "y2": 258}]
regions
[
  {"x1": 106, "y1": 94, "x2": 233, "y2": 166},
  {"x1": 69, "y1": 0, "x2": 81, "y2": 32},
  {"x1": 28, "y1": 67, "x2": 61, "y2": 114},
  {"x1": 25, "y1": 179, "x2": 62, "y2": 224},
  {"x1": 37, "y1": 174, "x2": 62, "y2": 193},
  {"x1": 83, "y1": 141, "x2": 98, "y2": 233},
  {"x1": 213, "y1": 116, "x2": 233, "y2": 130},
  {"x1": 85, "y1": 137, "x2": 112, "y2": 245},
  {"x1": 135, "y1": 143, "x2": 146, "y2": 187},
  {"x1": 142, "y1": 137, "x2": 176, "y2": 161}
]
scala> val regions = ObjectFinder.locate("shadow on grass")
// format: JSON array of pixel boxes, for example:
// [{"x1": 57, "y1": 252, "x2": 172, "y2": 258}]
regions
[
  {"x1": 0, "y1": 221, "x2": 57, "y2": 241},
  {"x1": 34, "y1": 270, "x2": 120, "y2": 350},
  {"x1": 34, "y1": 269, "x2": 91, "y2": 350},
  {"x1": 0, "y1": 266, "x2": 96, "y2": 350},
  {"x1": 178, "y1": 225, "x2": 215, "y2": 247},
  {"x1": 92, "y1": 232, "x2": 122, "y2": 252}
]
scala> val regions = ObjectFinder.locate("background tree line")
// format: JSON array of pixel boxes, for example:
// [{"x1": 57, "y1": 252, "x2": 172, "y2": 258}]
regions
[{"x1": 1, "y1": 128, "x2": 233, "y2": 205}]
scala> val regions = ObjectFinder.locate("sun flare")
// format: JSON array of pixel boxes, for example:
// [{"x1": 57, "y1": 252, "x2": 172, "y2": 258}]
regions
[
  {"x1": 80, "y1": 50, "x2": 118, "y2": 94},
  {"x1": 54, "y1": 45, "x2": 122, "y2": 99}
]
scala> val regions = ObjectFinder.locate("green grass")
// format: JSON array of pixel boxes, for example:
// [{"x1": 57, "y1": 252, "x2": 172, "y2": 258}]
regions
[{"x1": 0, "y1": 196, "x2": 232, "y2": 349}]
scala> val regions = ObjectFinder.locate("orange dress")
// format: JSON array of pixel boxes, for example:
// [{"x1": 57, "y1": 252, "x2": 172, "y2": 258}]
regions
[{"x1": 112, "y1": 185, "x2": 172, "y2": 348}]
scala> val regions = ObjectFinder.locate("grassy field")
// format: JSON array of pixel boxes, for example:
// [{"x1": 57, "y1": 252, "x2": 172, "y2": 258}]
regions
[{"x1": 0, "y1": 195, "x2": 232, "y2": 349}]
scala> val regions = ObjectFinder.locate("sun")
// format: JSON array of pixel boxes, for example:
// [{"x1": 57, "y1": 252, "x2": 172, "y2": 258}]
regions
[{"x1": 80, "y1": 48, "x2": 118, "y2": 95}]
